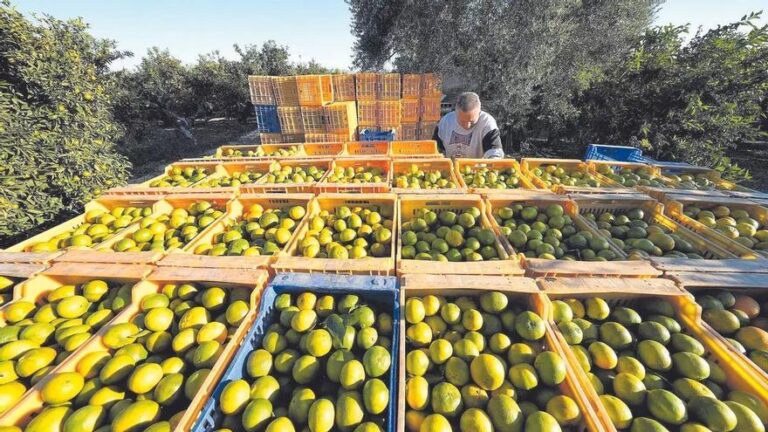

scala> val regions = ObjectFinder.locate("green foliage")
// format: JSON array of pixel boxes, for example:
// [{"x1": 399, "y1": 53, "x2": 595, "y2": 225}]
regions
[
  {"x1": 0, "y1": 1, "x2": 131, "y2": 241},
  {"x1": 574, "y1": 13, "x2": 768, "y2": 180}
]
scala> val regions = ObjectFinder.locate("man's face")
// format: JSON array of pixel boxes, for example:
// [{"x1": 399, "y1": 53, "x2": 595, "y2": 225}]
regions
[{"x1": 456, "y1": 106, "x2": 480, "y2": 129}]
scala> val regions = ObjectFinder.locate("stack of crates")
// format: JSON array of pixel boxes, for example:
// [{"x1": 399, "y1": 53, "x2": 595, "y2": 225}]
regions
[
  {"x1": 398, "y1": 73, "x2": 442, "y2": 140},
  {"x1": 248, "y1": 76, "x2": 281, "y2": 143}
]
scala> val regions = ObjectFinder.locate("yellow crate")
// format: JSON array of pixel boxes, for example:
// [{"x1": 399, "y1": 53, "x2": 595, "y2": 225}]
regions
[
  {"x1": 357, "y1": 100, "x2": 377, "y2": 127},
  {"x1": 521, "y1": 158, "x2": 621, "y2": 192},
  {"x1": 402, "y1": 73, "x2": 421, "y2": 99},
  {"x1": 538, "y1": 276, "x2": 768, "y2": 430},
  {"x1": 0, "y1": 267, "x2": 268, "y2": 429},
  {"x1": 0, "y1": 262, "x2": 48, "y2": 280},
  {"x1": 7, "y1": 195, "x2": 164, "y2": 252},
  {"x1": 485, "y1": 194, "x2": 664, "y2": 278},
  {"x1": 0, "y1": 251, "x2": 62, "y2": 265},
  {"x1": 246, "y1": 75, "x2": 275, "y2": 105},
  {"x1": 215, "y1": 143, "x2": 302, "y2": 159},
  {"x1": 276, "y1": 106, "x2": 303, "y2": 134},
  {"x1": 454, "y1": 158, "x2": 537, "y2": 193},
  {"x1": 95, "y1": 193, "x2": 234, "y2": 254},
  {"x1": 302, "y1": 142, "x2": 344, "y2": 158},
  {"x1": 343, "y1": 140, "x2": 390, "y2": 157},
  {"x1": 419, "y1": 96, "x2": 441, "y2": 122},
  {"x1": 258, "y1": 132, "x2": 283, "y2": 144},
  {"x1": 160, "y1": 193, "x2": 313, "y2": 271},
  {"x1": 664, "y1": 195, "x2": 767, "y2": 259},
  {"x1": 378, "y1": 72, "x2": 401, "y2": 100},
  {"x1": 281, "y1": 133, "x2": 304, "y2": 143},
  {"x1": 273, "y1": 193, "x2": 398, "y2": 276},
  {"x1": 390, "y1": 140, "x2": 440, "y2": 158},
  {"x1": 400, "y1": 98, "x2": 420, "y2": 123},
  {"x1": 397, "y1": 194, "x2": 521, "y2": 275},
  {"x1": 397, "y1": 123, "x2": 419, "y2": 141},
  {"x1": 296, "y1": 74, "x2": 333, "y2": 106},
  {"x1": 300, "y1": 106, "x2": 326, "y2": 134},
  {"x1": 355, "y1": 72, "x2": 378, "y2": 101},
  {"x1": 240, "y1": 158, "x2": 332, "y2": 194},
  {"x1": 571, "y1": 193, "x2": 740, "y2": 261},
  {"x1": 331, "y1": 74, "x2": 355, "y2": 102},
  {"x1": 421, "y1": 72, "x2": 442, "y2": 97},
  {"x1": 324, "y1": 101, "x2": 358, "y2": 141},
  {"x1": 133, "y1": 160, "x2": 219, "y2": 190},
  {"x1": 304, "y1": 133, "x2": 338, "y2": 143},
  {"x1": 391, "y1": 158, "x2": 464, "y2": 194},
  {"x1": 271, "y1": 76, "x2": 299, "y2": 106},
  {"x1": 417, "y1": 121, "x2": 438, "y2": 141},
  {"x1": 315, "y1": 158, "x2": 392, "y2": 194},
  {"x1": 398, "y1": 274, "x2": 605, "y2": 432}
]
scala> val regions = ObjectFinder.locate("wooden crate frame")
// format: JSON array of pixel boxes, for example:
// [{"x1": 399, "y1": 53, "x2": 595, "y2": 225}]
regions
[
  {"x1": 315, "y1": 158, "x2": 392, "y2": 194},
  {"x1": 273, "y1": 193, "x2": 398, "y2": 276},
  {"x1": 398, "y1": 274, "x2": 605, "y2": 432},
  {"x1": 454, "y1": 158, "x2": 537, "y2": 194},
  {"x1": 485, "y1": 194, "x2": 663, "y2": 278},
  {"x1": 397, "y1": 194, "x2": 521, "y2": 275},
  {"x1": 391, "y1": 158, "x2": 465, "y2": 194},
  {"x1": 664, "y1": 195, "x2": 768, "y2": 260}
]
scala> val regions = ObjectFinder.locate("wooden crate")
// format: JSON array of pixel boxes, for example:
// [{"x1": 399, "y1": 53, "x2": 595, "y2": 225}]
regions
[
  {"x1": 397, "y1": 194, "x2": 521, "y2": 275},
  {"x1": 273, "y1": 193, "x2": 398, "y2": 276}
]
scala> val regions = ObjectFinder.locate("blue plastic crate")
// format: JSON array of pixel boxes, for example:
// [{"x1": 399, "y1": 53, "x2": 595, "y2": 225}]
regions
[
  {"x1": 192, "y1": 272, "x2": 400, "y2": 432},
  {"x1": 360, "y1": 128, "x2": 396, "y2": 142},
  {"x1": 254, "y1": 104, "x2": 281, "y2": 133},
  {"x1": 584, "y1": 144, "x2": 642, "y2": 162}
]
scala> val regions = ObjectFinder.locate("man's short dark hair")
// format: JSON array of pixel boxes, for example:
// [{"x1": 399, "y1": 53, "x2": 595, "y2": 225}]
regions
[{"x1": 456, "y1": 92, "x2": 481, "y2": 112}]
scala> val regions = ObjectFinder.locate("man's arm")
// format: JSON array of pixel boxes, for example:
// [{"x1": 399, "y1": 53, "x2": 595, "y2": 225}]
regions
[
  {"x1": 433, "y1": 127, "x2": 445, "y2": 153},
  {"x1": 482, "y1": 128, "x2": 504, "y2": 158}
]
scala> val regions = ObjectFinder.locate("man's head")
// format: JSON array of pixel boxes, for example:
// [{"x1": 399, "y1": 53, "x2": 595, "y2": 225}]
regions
[{"x1": 455, "y1": 92, "x2": 481, "y2": 129}]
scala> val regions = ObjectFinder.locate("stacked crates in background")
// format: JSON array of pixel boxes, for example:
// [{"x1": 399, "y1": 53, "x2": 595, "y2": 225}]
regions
[
  {"x1": 324, "y1": 101, "x2": 358, "y2": 142},
  {"x1": 248, "y1": 76, "x2": 280, "y2": 134},
  {"x1": 331, "y1": 74, "x2": 356, "y2": 102}
]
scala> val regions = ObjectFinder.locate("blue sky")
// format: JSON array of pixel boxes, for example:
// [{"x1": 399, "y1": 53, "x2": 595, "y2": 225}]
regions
[{"x1": 15, "y1": 0, "x2": 768, "y2": 71}]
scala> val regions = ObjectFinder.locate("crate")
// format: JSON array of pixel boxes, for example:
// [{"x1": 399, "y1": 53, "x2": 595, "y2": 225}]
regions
[
  {"x1": 247, "y1": 76, "x2": 275, "y2": 105},
  {"x1": 391, "y1": 158, "x2": 464, "y2": 194},
  {"x1": 303, "y1": 133, "x2": 337, "y2": 143},
  {"x1": 359, "y1": 128, "x2": 395, "y2": 142},
  {"x1": 377, "y1": 100, "x2": 401, "y2": 128},
  {"x1": 324, "y1": 101, "x2": 358, "y2": 141},
  {"x1": 6, "y1": 195, "x2": 164, "y2": 252},
  {"x1": 357, "y1": 100, "x2": 377, "y2": 127},
  {"x1": 216, "y1": 143, "x2": 303, "y2": 159},
  {"x1": 455, "y1": 158, "x2": 537, "y2": 193},
  {"x1": 538, "y1": 276, "x2": 768, "y2": 429},
  {"x1": 417, "y1": 121, "x2": 438, "y2": 140},
  {"x1": 572, "y1": 193, "x2": 740, "y2": 261},
  {"x1": 378, "y1": 72, "x2": 401, "y2": 100},
  {"x1": 583, "y1": 144, "x2": 642, "y2": 162},
  {"x1": 300, "y1": 106, "x2": 326, "y2": 134},
  {"x1": 258, "y1": 132, "x2": 283, "y2": 144},
  {"x1": 400, "y1": 98, "x2": 419, "y2": 123},
  {"x1": 281, "y1": 133, "x2": 304, "y2": 143},
  {"x1": 271, "y1": 76, "x2": 299, "y2": 106},
  {"x1": 253, "y1": 104, "x2": 280, "y2": 133},
  {"x1": 521, "y1": 158, "x2": 619, "y2": 192},
  {"x1": 343, "y1": 140, "x2": 390, "y2": 157},
  {"x1": 397, "y1": 194, "x2": 520, "y2": 275},
  {"x1": 420, "y1": 73, "x2": 442, "y2": 97},
  {"x1": 276, "y1": 106, "x2": 303, "y2": 133},
  {"x1": 240, "y1": 158, "x2": 332, "y2": 194},
  {"x1": 419, "y1": 96, "x2": 441, "y2": 122},
  {"x1": 274, "y1": 193, "x2": 398, "y2": 275},
  {"x1": 355, "y1": 72, "x2": 378, "y2": 100},
  {"x1": 160, "y1": 193, "x2": 313, "y2": 270},
  {"x1": 316, "y1": 158, "x2": 392, "y2": 194},
  {"x1": 664, "y1": 195, "x2": 768, "y2": 260},
  {"x1": 296, "y1": 74, "x2": 333, "y2": 106},
  {"x1": 0, "y1": 267, "x2": 268, "y2": 429},
  {"x1": 331, "y1": 73, "x2": 355, "y2": 101},
  {"x1": 135, "y1": 160, "x2": 219, "y2": 189},
  {"x1": 192, "y1": 272, "x2": 399, "y2": 432},
  {"x1": 485, "y1": 194, "x2": 663, "y2": 278},
  {"x1": 398, "y1": 274, "x2": 604, "y2": 432},
  {"x1": 588, "y1": 160, "x2": 666, "y2": 188},
  {"x1": 0, "y1": 251, "x2": 62, "y2": 265},
  {"x1": 302, "y1": 142, "x2": 344, "y2": 158},
  {"x1": 398, "y1": 123, "x2": 419, "y2": 141},
  {"x1": 0, "y1": 263, "x2": 46, "y2": 281},
  {"x1": 658, "y1": 166, "x2": 753, "y2": 193},
  {"x1": 402, "y1": 73, "x2": 421, "y2": 99},
  {"x1": 390, "y1": 140, "x2": 440, "y2": 159}
]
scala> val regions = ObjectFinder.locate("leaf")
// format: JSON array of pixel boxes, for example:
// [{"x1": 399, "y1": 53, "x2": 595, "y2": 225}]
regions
[{"x1": 323, "y1": 314, "x2": 346, "y2": 346}]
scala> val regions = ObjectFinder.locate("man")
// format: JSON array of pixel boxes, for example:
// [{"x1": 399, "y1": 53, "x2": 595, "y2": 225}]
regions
[{"x1": 433, "y1": 92, "x2": 504, "y2": 159}]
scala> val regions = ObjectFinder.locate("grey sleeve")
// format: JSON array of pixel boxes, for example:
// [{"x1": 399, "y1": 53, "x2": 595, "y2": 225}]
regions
[{"x1": 433, "y1": 127, "x2": 445, "y2": 153}]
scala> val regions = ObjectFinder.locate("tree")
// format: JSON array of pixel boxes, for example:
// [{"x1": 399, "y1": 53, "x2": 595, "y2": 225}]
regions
[
  {"x1": 574, "y1": 13, "x2": 768, "y2": 178},
  {"x1": 347, "y1": 0, "x2": 661, "y2": 144},
  {"x1": 0, "y1": 1, "x2": 131, "y2": 242}
]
